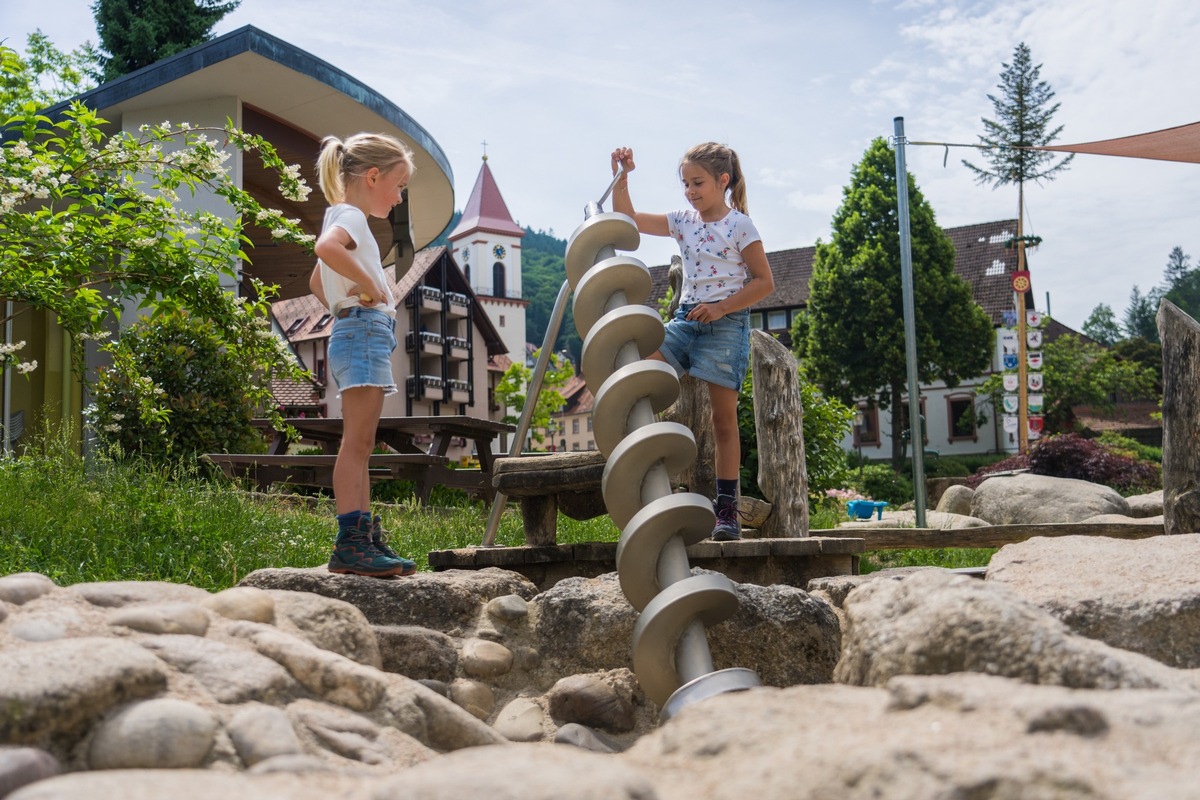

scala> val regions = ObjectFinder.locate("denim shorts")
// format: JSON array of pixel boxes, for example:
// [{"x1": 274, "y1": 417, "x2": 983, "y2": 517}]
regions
[
  {"x1": 659, "y1": 304, "x2": 750, "y2": 391},
  {"x1": 327, "y1": 307, "x2": 398, "y2": 397}
]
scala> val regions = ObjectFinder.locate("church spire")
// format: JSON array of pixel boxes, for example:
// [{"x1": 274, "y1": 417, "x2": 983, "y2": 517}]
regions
[{"x1": 449, "y1": 157, "x2": 524, "y2": 240}]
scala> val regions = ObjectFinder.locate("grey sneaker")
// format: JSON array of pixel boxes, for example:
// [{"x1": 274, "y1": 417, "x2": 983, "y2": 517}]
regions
[
  {"x1": 328, "y1": 516, "x2": 414, "y2": 577},
  {"x1": 372, "y1": 514, "x2": 417, "y2": 576},
  {"x1": 711, "y1": 494, "x2": 742, "y2": 541}
]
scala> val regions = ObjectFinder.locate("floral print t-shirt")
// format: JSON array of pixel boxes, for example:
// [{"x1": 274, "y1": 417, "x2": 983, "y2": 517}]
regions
[{"x1": 666, "y1": 208, "x2": 761, "y2": 304}]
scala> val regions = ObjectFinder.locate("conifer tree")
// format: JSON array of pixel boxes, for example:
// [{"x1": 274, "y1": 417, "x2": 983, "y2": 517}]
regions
[
  {"x1": 963, "y1": 42, "x2": 1074, "y2": 190},
  {"x1": 92, "y1": 0, "x2": 240, "y2": 81},
  {"x1": 803, "y1": 138, "x2": 994, "y2": 469}
]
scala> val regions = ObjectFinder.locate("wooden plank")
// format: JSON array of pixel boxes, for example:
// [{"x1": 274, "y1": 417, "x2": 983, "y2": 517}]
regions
[{"x1": 815, "y1": 521, "x2": 1165, "y2": 550}]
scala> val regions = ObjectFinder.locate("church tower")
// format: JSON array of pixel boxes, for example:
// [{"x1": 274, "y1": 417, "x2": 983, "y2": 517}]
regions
[{"x1": 448, "y1": 157, "x2": 527, "y2": 370}]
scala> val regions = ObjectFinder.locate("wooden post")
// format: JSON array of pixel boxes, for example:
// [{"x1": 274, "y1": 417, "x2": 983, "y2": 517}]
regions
[
  {"x1": 661, "y1": 375, "x2": 716, "y2": 499},
  {"x1": 1157, "y1": 299, "x2": 1200, "y2": 535},
  {"x1": 750, "y1": 330, "x2": 810, "y2": 538}
]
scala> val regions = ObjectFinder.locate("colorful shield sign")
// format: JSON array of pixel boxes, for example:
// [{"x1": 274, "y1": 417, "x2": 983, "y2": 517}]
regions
[
  {"x1": 1003, "y1": 353, "x2": 1019, "y2": 370},
  {"x1": 1003, "y1": 374, "x2": 1019, "y2": 392},
  {"x1": 1028, "y1": 394, "x2": 1044, "y2": 414},
  {"x1": 1028, "y1": 415, "x2": 1044, "y2": 434},
  {"x1": 1026, "y1": 310, "x2": 1044, "y2": 328},
  {"x1": 1028, "y1": 351, "x2": 1043, "y2": 369},
  {"x1": 1027, "y1": 330, "x2": 1043, "y2": 348},
  {"x1": 1002, "y1": 310, "x2": 1018, "y2": 327},
  {"x1": 1003, "y1": 414, "x2": 1019, "y2": 433},
  {"x1": 1003, "y1": 395, "x2": 1019, "y2": 414},
  {"x1": 1028, "y1": 372, "x2": 1044, "y2": 391}
]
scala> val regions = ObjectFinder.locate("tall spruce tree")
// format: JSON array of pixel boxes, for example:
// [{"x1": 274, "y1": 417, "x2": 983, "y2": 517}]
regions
[
  {"x1": 92, "y1": 0, "x2": 240, "y2": 81},
  {"x1": 803, "y1": 138, "x2": 995, "y2": 469},
  {"x1": 963, "y1": 42, "x2": 1074, "y2": 189}
]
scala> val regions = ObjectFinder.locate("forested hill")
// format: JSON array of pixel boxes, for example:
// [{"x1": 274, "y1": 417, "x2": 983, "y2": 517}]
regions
[{"x1": 428, "y1": 215, "x2": 579, "y2": 360}]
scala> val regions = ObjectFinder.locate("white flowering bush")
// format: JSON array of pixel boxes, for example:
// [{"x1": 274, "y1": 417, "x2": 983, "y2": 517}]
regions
[{"x1": 1, "y1": 50, "x2": 316, "y2": 439}]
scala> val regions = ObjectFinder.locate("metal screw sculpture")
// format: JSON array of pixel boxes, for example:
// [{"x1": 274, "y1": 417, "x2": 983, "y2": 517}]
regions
[{"x1": 563, "y1": 173, "x2": 761, "y2": 721}]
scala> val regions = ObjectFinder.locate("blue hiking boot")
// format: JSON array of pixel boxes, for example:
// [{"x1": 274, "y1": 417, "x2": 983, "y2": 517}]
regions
[
  {"x1": 328, "y1": 515, "x2": 413, "y2": 578},
  {"x1": 711, "y1": 494, "x2": 742, "y2": 541},
  {"x1": 372, "y1": 514, "x2": 417, "y2": 576}
]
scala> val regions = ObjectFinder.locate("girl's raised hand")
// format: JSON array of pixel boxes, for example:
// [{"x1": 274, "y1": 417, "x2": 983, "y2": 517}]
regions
[{"x1": 611, "y1": 147, "x2": 636, "y2": 175}]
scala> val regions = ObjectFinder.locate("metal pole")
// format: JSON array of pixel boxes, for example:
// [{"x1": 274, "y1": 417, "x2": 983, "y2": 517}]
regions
[
  {"x1": 480, "y1": 168, "x2": 625, "y2": 547},
  {"x1": 893, "y1": 117, "x2": 927, "y2": 527}
]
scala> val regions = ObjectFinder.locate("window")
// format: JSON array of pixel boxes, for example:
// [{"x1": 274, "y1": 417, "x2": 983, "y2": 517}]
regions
[
  {"x1": 315, "y1": 358, "x2": 326, "y2": 383},
  {"x1": 588, "y1": 440, "x2": 595, "y2": 450},
  {"x1": 586, "y1": 416, "x2": 593, "y2": 432},
  {"x1": 572, "y1": 442, "x2": 580, "y2": 451},
  {"x1": 285, "y1": 317, "x2": 308, "y2": 336},
  {"x1": 312, "y1": 314, "x2": 333, "y2": 331},
  {"x1": 854, "y1": 403, "x2": 880, "y2": 447},
  {"x1": 946, "y1": 394, "x2": 978, "y2": 442},
  {"x1": 499, "y1": 315, "x2": 506, "y2": 327},
  {"x1": 767, "y1": 309, "x2": 788, "y2": 330},
  {"x1": 896, "y1": 398, "x2": 929, "y2": 445},
  {"x1": 749, "y1": 312, "x2": 763, "y2": 330},
  {"x1": 572, "y1": 418, "x2": 580, "y2": 434},
  {"x1": 493, "y1": 262, "x2": 506, "y2": 297}
]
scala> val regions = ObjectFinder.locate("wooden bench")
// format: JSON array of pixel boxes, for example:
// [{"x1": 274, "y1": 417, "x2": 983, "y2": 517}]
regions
[
  {"x1": 492, "y1": 451, "x2": 608, "y2": 545},
  {"x1": 204, "y1": 453, "x2": 448, "y2": 496}
]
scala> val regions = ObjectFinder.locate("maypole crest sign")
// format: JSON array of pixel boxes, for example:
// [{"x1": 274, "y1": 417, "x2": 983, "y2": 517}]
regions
[{"x1": 1011, "y1": 271, "x2": 1031, "y2": 292}]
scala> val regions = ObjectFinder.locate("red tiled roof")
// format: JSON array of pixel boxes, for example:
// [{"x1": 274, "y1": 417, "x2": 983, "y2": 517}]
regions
[
  {"x1": 646, "y1": 219, "x2": 1020, "y2": 324},
  {"x1": 270, "y1": 376, "x2": 322, "y2": 408},
  {"x1": 448, "y1": 160, "x2": 525, "y2": 239}
]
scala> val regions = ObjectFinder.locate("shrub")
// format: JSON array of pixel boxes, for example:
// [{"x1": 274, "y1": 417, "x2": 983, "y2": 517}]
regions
[
  {"x1": 851, "y1": 464, "x2": 913, "y2": 505},
  {"x1": 1028, "y1": 433, "x2": 1160, "y2": 494},
  {"x1": 967, "y1": 433, "x2": 1159, "y2": 494},
  {"x1": 88, "y1": 311, "x2": 269, "y2": 462},
  {"x1": 739, "y1": 370, "x2": 853, "y2": 502}
]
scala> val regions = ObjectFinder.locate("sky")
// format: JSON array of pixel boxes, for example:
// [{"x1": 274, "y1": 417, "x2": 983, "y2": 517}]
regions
[{"x1": 8, "y1": 0, "x2": 1200, "y2": 331}]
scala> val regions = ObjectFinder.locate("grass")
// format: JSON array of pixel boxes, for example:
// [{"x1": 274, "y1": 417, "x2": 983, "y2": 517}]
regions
[
  {"x1": 2, "y1": 427, "x2": 981, "y2": 591},
  {"x1": 0, "y1": 427, "x2": 622, "y2": 591}
]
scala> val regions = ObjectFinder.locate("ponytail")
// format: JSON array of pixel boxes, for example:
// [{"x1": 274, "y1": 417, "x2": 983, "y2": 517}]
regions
[{"x1": 317, "y1": 135, "x2": 347, "y2": 205}]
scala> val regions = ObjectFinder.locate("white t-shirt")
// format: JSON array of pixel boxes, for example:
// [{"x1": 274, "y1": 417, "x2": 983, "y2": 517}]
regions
[
  {"x1": 667, "y1": 208, "x2": 762, "y2": 304},
  {"x1": 318, "y1": 204, "x2": 397, "y2": 318}
]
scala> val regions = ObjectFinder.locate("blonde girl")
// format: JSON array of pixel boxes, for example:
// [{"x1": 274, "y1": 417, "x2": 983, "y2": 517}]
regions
[
  {"x1": 311, "y1": 132, "x2": 415, "y2": 576},
  {"x1": 610, "y1": 142, "x2": 775, "y2": 540}
]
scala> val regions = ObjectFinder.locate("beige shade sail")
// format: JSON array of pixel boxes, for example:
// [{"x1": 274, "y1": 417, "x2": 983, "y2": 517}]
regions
[{"x1": 1032, "y1": 121, "x2": 1200, "y2": 164}]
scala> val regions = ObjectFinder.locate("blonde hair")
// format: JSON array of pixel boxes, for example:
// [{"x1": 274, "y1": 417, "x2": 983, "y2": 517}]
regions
[
  {"x1": 316, "y1": 133, "x2": 416, "y2": 205},
  {"x1": 681, "y1": 142, "x2": 748, "y2": 215}
]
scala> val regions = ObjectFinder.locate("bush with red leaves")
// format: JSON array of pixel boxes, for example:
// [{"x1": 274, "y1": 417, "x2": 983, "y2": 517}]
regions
[{"x1": 967, "y1": 433, "x2": 1160, "y2": 494}]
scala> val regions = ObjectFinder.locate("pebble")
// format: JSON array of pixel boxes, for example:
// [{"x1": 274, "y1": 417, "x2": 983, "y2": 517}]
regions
[
  {"x1": 202, "y1": 586, "x2": 276, "y2": 623},
  {"x1": 0, "y1": 747, "x2": 61, "y2": 796},
  {"x1": 227, "y1": 705, "x2": 303, "y2": 766},
  {"x1": 448, "y1": 678, "x2": 495, "y2": 720},
  {"x1": 108, "y1": 602, "x2": 211, "y2": 636},
  {"x1": 87, "y1": 698, "x2": 217, "y2": 769},
  {"x1": 460, "y1": 638, "x2": 513, "y2": 679},
  {"x1": 554, "y1": 722, "x2": 622, "y2": 753},
  {"x1": 492, "y1": 698, "x2": 546, "y2": 742},
  {"x1": 0, "y1": 573, "x2": 57, "y2": 605},
  {"x1": 485, "y1": 594, "x2": 529, "y2": 622}
]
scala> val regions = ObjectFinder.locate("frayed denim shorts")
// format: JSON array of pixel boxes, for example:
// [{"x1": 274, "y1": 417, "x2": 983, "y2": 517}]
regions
[
  {"x1": 328, "y1": 307, "x2": 398, "y2": 397},
  {"x1": 659, "y1": 304, "x2": 750, "y2": 391}
]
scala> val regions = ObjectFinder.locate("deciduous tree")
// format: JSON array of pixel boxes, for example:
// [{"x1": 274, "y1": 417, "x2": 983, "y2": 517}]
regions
[
  {"x1": 1082, "y1": 303, "x2": 1122, "y2": 346},
  {"x1": 803, "y1": 137, "x2": 994, "y2": 469}
]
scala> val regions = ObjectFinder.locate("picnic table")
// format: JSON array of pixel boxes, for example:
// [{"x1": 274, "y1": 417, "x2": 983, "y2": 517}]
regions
[{"x1": 204, "y1": 415, "x2": 513, "y2": 503}]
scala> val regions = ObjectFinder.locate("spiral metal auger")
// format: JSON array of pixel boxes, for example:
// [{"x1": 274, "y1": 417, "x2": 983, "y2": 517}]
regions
[{"x1": 564, "y1": 197, "x2": 761, "y2": 723}]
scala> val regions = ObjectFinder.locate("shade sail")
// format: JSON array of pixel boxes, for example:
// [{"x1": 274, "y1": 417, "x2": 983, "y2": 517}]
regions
[{"x1": 1032, "y1": 121, "x2": 1200, "y2": 164}]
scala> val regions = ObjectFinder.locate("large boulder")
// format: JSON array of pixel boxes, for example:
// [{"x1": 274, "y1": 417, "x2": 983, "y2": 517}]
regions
[
  {"x1": 240, "y1": 567, "x2": 538, "y2": 634},
  {"x1": 1126, "y1": 489, "x2": 1164, "y2": 519},
  {"x1": 623, "y1": 674, "x2": 1200, "y2": 800},
  {"x1": 834, "y1": 569, "x2": 1197, "y2": 691},
  {"x1": 532, "y1": 571, "x2": 840, "y2": 689},
  {"x1": 986, "y1": 534, "x2": 1200, "y2": 668},
  {"x1": 970, "y1": 472, "x2": 1130, "y2": 524}
]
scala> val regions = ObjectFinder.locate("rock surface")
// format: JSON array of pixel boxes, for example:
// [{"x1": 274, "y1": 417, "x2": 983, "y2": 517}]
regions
[
  {"x1": 6, "y1": 515, "x2": 1200, "y2": 798},
  {"x1": 970, "y1": 472, "x2": 1131, "y2": 524},
  {"x1": 987, "y1": 534, "x2": 1200, "y2": 668}
]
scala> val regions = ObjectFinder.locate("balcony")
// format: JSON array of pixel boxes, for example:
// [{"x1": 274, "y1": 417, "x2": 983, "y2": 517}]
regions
[
  {"x1": 406, "y1": 330, "x2": 443, "y2": 355},
  {"x1": 446, "y1": 292, "x2": 470, "y2": 319},
  {"x1": 406, "y1": 374, "x2": 445, "y2": 401},
  {"x1": 448, "y1": 379, "x2": 470, "y2": 403},
  {"x1": 406, "y1": 285, "x2": 443, "y2": 312},
  {"x1": 446, "y1": 335, "x2": 469, "y2": 360}
]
